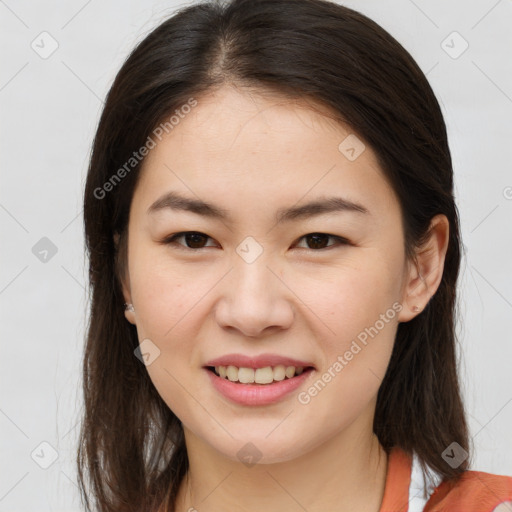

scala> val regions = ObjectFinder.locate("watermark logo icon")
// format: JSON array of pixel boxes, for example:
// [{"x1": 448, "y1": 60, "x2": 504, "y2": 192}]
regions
[
  {"x1": 134, "y1": 338, "x2": 161, "y2": 366},
  {"x1": 237, "y1": 442, "x2": 263, "y2": 468},
  {"x1": 31, "y1": 31, "x2": 59, "y2": 59},
  {"x1": 442, "y1": 441, "x2": 469, "y2": 468},
  {"x1": 32, "y1": 237, "x2": 58, "y2": 263},
  {"x1": 338, "y1": 134, "x2": 366, "y2": 161},
  {"x1": 31, "y1": 441, "x2": 59, "y2": 469},
  {"x1": 441, "y1": 31, "x2": 469, "y2": 59},
  {"x1": 236, "y1": 236, "x2": 264, "y2": 264}
]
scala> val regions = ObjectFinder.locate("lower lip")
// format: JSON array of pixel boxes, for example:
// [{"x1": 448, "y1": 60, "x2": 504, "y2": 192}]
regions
[{"x1": 204, "y1": 367, "x2": 314, "y2": 406}]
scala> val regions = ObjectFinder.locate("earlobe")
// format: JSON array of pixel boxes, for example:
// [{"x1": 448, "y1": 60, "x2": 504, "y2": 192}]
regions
[
  {"x1": 398, "y1": 214, "x2": 450, "y2": 323},
  {"x1": 120, "y1": 277, "x2": 136, "y2": 325},
  {"x1": 121, "y1": 281, "x2": 136, "y2": 325},
  {"x1": 124, "y1": 302, "x2": 136, "y2": 325},
  {"x1": 114, "y1": 230, "x2": 136, "y2": 325}
]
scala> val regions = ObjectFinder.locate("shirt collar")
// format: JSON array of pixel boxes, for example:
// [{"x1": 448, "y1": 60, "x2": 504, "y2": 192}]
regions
[{"x1": 378, "y1": 446, "x2": 413, "y2": 512}]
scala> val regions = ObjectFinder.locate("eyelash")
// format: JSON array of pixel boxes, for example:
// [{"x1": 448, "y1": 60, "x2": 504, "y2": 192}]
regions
[{"x1": 159, "y1": 231, "x2": 352, "y2": 251}]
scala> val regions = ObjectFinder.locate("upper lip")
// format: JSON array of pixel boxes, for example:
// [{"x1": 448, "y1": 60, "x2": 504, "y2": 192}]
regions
[{"x1": 204, "y1": 353, "x2": 315, "y2": 369}]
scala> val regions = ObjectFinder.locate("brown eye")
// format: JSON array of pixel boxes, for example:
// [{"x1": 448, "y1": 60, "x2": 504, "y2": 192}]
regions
[
  {"x1": 295, "y1": 233, "x2": 350, "y2": 250},
  {"x1": 161, "y1": 231, "x2": 350, "y2": 251},
  {"x1": 162, "y1": 231, "x2": 215, "y2": 249}
]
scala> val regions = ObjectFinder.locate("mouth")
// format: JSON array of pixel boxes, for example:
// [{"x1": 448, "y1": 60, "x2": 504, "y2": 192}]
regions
[{"x1": 205, "y1": 365, "x2": 315, "y2": 385}]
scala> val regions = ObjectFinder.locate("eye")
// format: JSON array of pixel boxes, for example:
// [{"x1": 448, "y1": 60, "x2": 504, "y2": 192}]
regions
[
  {"x1": 160, "y1": 231, "x2": 217, "y2": 250},
  {"x1": 160, "y1": 231, "x2": 350, "y2": 251},
  {"x1": 294, "y1": 233, "x2": 350, "y2": 250}
]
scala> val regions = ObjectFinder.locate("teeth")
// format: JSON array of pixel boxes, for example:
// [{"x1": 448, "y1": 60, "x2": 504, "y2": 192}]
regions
[
  {"x1": 255, "y1": 367, "x2": 273, "y2": 384},
  {"x1": 226, "y1": 365, "x2": 238, "y2": 382},
  {"x1": 213, "y1": 364, "x2": 306, "y2": 384},
  {"x1": 285, "y1": 366, "x2": 295, "y2": 379}
]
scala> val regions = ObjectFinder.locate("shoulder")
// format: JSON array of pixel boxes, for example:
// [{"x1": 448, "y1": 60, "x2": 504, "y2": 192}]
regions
[
  {"x1": 424, "y1": 469, "x2": 512, "y2": 512},
  {"x1": 366, "y1": 447, "x2": 511, "y2": 512}
]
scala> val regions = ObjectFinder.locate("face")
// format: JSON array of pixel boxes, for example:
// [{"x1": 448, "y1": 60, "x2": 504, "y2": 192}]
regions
[{"x1": 120, "y1": 84, "x2": 414, "y2": 464}]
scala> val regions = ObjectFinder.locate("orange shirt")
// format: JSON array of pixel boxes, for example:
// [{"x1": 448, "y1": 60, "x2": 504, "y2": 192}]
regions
[{"x1": 379, "y1": 446, "x2": 512, "y2": 512}]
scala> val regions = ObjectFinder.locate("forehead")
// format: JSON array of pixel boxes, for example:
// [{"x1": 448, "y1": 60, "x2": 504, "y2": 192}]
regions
[{"x1": 132, "y1": 85, "x2": 400, "y2": 222}]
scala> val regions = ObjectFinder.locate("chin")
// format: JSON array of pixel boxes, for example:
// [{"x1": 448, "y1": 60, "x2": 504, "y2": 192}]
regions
[{"x1": 206, "y1": 433, "x2": 314, "y2": 466}]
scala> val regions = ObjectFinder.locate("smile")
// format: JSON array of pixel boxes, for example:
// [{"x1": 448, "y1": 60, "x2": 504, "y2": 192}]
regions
[
  {"x1": 209, "y1": 364, "x2": 309, "y2": 384},
  {"x1": 205, "y1": 365, "x2": 315, "y2": 406}
]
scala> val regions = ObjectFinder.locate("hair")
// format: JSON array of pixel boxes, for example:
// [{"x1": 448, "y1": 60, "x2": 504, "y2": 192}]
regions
[{"x1": 79, "y1": 0, "x2": 471, "y2": 510}]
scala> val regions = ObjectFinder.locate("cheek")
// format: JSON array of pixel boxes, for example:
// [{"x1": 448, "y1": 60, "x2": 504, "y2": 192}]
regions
[
  {"x1": 308, "y1": 258, "x2": 399, "y2": 335},
  {"x1": 127, "y1": 255, "x2": 207, "y2": 422},
  {"x1": 294, "y1": 269, "x2": 399, "y2": 432},
  {"x1": 302, "y1": 259, "x2": 400, "y2": 394},
  {"x1": 128, "y1": 244, "x2": 205, "y2": 338}
]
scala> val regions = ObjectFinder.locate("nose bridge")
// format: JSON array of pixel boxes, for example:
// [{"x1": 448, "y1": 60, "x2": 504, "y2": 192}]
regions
[
  {"x1": 214, "y1": 237, "x2": 294, "y2": 336},
  {"x1": 232, "y1": 238, "x2": 279, "y2": 305}
]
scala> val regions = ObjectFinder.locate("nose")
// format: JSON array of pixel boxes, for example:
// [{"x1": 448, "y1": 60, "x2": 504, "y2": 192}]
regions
[{"x1": 214, "y1": 257, "x2": 295, "y2": 338}]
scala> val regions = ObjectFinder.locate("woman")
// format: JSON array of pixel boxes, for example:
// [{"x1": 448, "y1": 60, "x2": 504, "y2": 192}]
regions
[{"x1": 78, "y1": 0, "x2": 512, "y2": 510}]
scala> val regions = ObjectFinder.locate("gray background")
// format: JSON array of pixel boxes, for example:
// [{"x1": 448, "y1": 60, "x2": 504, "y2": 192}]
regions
[{"x1": 1, "y1": 0, "x2": 511, "y2": 510}]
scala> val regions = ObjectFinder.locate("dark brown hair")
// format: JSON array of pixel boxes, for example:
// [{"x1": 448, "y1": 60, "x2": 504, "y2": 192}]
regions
[{"x1": 79, "y1": 0, "x2": 470, "y2": 510}]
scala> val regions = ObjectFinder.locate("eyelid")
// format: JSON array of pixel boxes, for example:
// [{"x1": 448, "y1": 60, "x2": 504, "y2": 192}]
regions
[
  {"x1": 159, "y1": 231, "x2": 218, "y2": 249},
  {"x1": 160, "y1": 231, "x2": 352, "y2": 250},
  {"x1": 293, "y1": 233, "x2": 352, "y2": 248}
]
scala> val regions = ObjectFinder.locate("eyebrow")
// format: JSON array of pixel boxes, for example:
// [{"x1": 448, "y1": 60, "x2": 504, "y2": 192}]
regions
[{"x1": 147, "y1": 191, "x2": 370, "y2": 224}]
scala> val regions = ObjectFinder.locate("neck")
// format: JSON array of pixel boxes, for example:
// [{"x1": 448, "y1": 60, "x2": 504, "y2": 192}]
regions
[{"x1": 174, "y1": 412, "x2": 388, "y2": 512}]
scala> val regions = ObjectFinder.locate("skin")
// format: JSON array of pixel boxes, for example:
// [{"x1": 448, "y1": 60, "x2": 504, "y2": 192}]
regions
[{"x1": 119, "y1": 84, "x2": 449, "y2": 512}]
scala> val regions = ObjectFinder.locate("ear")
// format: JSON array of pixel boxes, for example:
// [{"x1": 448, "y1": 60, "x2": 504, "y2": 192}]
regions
[
  {"x1": 398, "y1": 214, "x2": 450, "y2": 323},
  {"x1": 114, "y1": 231, "x2": 136, "y2": 325}
]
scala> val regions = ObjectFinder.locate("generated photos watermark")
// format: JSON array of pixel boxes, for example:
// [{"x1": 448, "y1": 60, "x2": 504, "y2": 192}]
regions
[
  {"x1": 93, "y1": 97, "x2": 198, "y2": 200},
  {"x1": 297, "y1": 301, "x2": 403, "y2": 405}
]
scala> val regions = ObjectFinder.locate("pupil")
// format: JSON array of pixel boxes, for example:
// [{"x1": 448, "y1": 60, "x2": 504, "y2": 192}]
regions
[
  {"x1": 187, "y1": 233, "x2": 206, "y2": 248},
  {"x1": 308, "y1": 233, "x2": 327, "y2": 249}
]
